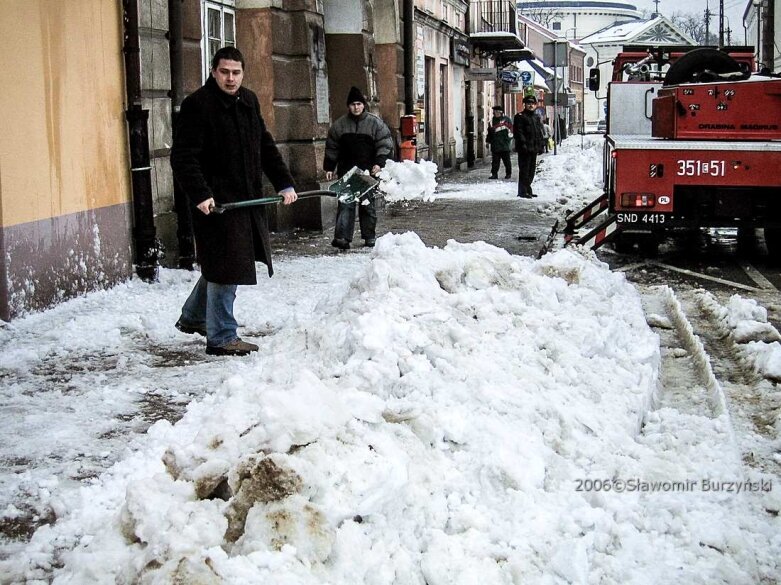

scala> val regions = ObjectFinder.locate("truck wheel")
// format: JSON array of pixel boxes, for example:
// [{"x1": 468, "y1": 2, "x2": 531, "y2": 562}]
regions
[
  {"x1": 612, "y1": 233, "x2": 635, "y2": 254},
  {"x1": 736, "y1": 227, "x2": 756, "y2": 255},
  {"x1": 638, "y1": 233, "x2": 659, "y2": 257},
  {"x1": 764, "y1": 228, "x2": 781, "y2": 263}
]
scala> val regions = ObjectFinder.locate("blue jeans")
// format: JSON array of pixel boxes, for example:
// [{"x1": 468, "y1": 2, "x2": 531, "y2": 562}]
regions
[
  {"x1": 334, "y1": 196, "x2": 377, "y2": 242},
  {"x1": 179, "y1": 276, "x2": 238, "y2": 347}
]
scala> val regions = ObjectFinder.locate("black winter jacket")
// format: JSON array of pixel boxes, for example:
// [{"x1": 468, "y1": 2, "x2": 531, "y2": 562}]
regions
[
  {"x1": 323, "y1": 111, "x2": 393, "y2": 177},
  {"x1": 171, "y1": 77, "x2": 294, "y2": 284},
  {"x1": 513, "y1": 110, "x2": 545, "y2": 155}
]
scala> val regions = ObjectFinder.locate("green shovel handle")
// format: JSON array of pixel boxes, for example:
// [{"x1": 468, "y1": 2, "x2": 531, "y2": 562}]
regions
[{"x1": 211, "y1": 190, "x2": 335, "y2": 214}]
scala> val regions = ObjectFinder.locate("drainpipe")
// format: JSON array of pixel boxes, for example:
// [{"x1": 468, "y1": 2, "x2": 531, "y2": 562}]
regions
[
  {"x1": 465, "y1": 80, "x2": 475, "y2": 167},
  {"x1": 168, "y1": 0, "x2": 195, "y2": 270},
  {"x1": 122, "y1": 0, "x2": 161, "y2": 282},
  {"x1": 403, "y1": 0, "x2": 415, "y2": 115},
  {"x1": 464, "y1": 4, "x2": 474, "y2": 167}
]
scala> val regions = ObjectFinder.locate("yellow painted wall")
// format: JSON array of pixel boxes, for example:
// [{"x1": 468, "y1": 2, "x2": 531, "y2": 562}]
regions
[{"x1": 0, "y1": 0, "x2": 131, "y2": 228}]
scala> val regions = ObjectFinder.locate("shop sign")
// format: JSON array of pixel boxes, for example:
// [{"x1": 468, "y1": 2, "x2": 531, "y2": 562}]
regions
[
  {"x1": 465, "y1": 67, "x2": 496, "y2": 81},
  {"x1": 451, "y1": 38, "x2": 471, "y2": 66}
]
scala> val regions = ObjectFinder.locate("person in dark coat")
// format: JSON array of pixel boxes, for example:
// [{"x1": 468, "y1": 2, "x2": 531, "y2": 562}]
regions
[
  {"x1": 171, "y1": 46, "x2": 298, "y2": 356},
  {"x1": 513, "y1": 95, "x2": 545, "y2": 199},
  {"x1": 324, "y1": 86, "x2": 393, "y2": 250},
  {"x1": 556, "y1": 115, "x2": 567, "y2": 145},
  {"x1": 486, "y1": 105, "x2": 513, "y2": 179}
]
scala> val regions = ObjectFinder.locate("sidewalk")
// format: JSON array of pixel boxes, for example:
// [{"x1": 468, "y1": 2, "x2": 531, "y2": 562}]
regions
[{"x1": 271, "y1": 159, "x2": 558, "y2": 259}]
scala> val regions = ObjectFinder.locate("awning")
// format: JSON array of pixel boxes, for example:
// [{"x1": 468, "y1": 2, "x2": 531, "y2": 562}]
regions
[
  {"x1": 515, "y1": 60, "x2": 551, "y2": 91},
  {"x1": 526, "y1": 58, "x2": 554, "y2": 81},
  {"x1": 469, "y1": 31, "x2": 525, "y2": 52}
]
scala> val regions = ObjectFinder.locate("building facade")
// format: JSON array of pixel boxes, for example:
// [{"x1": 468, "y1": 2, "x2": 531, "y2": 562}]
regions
[
  {"x1": 518, "y1": 0, "x2": 642, "y2": 39},
  {"x1": 743, "y1": 0, "x2": 779, "y2": 73},
  {"x1": 0, "y1": 1, "x2": 134, "y2": 321}
]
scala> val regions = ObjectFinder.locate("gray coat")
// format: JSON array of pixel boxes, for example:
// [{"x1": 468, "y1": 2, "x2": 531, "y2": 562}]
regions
[{"x1": 323, "y1": 111, "x2": 393, "y2": 176}]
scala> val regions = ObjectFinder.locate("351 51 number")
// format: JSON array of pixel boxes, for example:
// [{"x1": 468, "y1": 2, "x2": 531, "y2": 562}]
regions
[{"x1": 676, "y1": 160, "x2": 726, "y2": 177}]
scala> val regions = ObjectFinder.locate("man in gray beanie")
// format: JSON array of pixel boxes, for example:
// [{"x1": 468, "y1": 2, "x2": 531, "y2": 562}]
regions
[{"x1": 324, "y1": 86, "x2": 393, "y2": 249}]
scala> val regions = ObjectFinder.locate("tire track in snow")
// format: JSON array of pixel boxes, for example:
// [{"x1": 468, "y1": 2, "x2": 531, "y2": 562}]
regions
[
  {"x1": 641, "y1": 285, "x2": 728, "y2": 419},
  {"x1": 682, "y1": 290, "x2": 781, "y2": 479},
  {"x1": 636, "y1": 286, "x2": 774, "y2": 585}
]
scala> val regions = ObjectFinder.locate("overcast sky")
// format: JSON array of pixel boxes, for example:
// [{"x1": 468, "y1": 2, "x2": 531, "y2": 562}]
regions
[{"x1": 633, "y1": 0, "x2": 752, "y2": 41}]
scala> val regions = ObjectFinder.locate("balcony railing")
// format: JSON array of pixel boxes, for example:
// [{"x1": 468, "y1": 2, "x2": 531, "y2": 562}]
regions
[
  {"x1": 468, "y1": 0, "x2": 523, "y2": 51},
  {"x1": 469, "y1": 0, "x2": 518, "y2": 36}
]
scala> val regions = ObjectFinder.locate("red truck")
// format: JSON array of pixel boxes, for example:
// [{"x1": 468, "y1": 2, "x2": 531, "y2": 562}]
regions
[{"x1": 564, "y1": 45, "x2": 781, "y2": 256}]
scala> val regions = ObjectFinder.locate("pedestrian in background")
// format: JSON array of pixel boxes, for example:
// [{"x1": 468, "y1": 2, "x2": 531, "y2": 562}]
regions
[
  {"x1": 542, "y1": 117, "x2": 552, "y2": 153},
  {"x1": 324, "y1": 86, "x2": 393, "y2": 250},
  {"x1": 557, "y1": 115, "x2": 567, "y2": 145},
  {"x1": 171, "y1": 46, "x2": 298, "y2": 356},
  {"x1": 486, "y1": 104, "x2": 513, "y2": 179},
  {"x1": 513, "y1": 95, "x2": 545, "y2": 199}
]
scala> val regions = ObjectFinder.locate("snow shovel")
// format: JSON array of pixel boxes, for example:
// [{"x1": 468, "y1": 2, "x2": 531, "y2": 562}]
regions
[{"x1": 210, "y1": 166, "x2": 378, "y2": 214}]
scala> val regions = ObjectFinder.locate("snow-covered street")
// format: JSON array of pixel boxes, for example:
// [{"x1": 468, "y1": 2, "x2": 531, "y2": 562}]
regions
[{"x1": 1, "y1": 137, "x2": 779, "y2": 584}]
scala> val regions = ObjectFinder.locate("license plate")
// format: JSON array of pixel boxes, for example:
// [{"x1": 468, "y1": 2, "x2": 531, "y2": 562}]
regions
[{"x1": 615, "y1": 212, "x2": 668, "y2": 225}]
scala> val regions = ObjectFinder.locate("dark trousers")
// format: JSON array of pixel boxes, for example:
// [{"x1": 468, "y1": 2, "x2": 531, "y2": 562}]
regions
[
  {"x1": 517, "y1": 152, "x2": 538, "y2": 196},
  {"x1": 490, "y1": 151, "x2": 512, "y2": 177},
  {"x1": 334, "y1": 195, "x2": 377, "y2": 242}
]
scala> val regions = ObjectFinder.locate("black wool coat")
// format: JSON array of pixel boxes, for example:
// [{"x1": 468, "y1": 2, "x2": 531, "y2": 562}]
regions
[
  {"x1": 513, "y1": 110, "x2": 546, "y2": 155},
  {"x1": 171, "y1": 77, "x2": 295, "y2": 284}
]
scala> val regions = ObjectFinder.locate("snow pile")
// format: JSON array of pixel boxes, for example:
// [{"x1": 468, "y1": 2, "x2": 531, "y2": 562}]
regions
[
  {"x1": 533, "y1": 137, "x2": 604, "y2": 219},
  {"x1": 8, "y1": 234, "x2": 666, "y2": 584},
  {"x1": 698, "y1": 291, "x2": 781, "y2": 380},
  {"x1": 378, "y1": 160, "x2": 438, "y2": 202}
]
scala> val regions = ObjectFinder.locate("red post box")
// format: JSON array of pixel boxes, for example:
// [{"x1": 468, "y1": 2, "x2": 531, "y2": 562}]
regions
[{"x1": 400, "y1": 115, "x2": 417, "y2": 161}]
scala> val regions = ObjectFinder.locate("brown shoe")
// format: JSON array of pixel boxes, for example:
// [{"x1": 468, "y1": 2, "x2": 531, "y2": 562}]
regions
[{"x1": 206, "y1": 338, "x2": 259, "y2": 356}]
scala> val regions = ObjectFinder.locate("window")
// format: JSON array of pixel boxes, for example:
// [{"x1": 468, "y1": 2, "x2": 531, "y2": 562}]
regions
[
  {"x1": 552, "y1": 22, "x2": 562, "y2": 31},
  {"x1": 203, "y1": 1, "x2": 236, "y2": 82}
]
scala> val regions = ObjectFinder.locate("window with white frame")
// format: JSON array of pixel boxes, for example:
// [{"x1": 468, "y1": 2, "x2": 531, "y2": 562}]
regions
[{"x1": 202, "y1": 1, "x2": 236, "y2": 82}]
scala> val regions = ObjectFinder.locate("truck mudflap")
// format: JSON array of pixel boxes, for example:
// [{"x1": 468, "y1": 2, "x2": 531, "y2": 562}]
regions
[
  {"x1": 564, "y1": 193, "x2": 609, "y2": 233},
  {"x1": 537, "y1": 220, "x2": 560, "y2": 259},
  {"x1": 569, "y1": 214, "x2": 620, "y2": 250}
]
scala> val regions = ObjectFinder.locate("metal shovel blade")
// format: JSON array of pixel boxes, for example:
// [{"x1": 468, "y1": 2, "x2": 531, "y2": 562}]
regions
[{"x1": 330, "y1": 166, "x2": 379, "y2": 204}]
